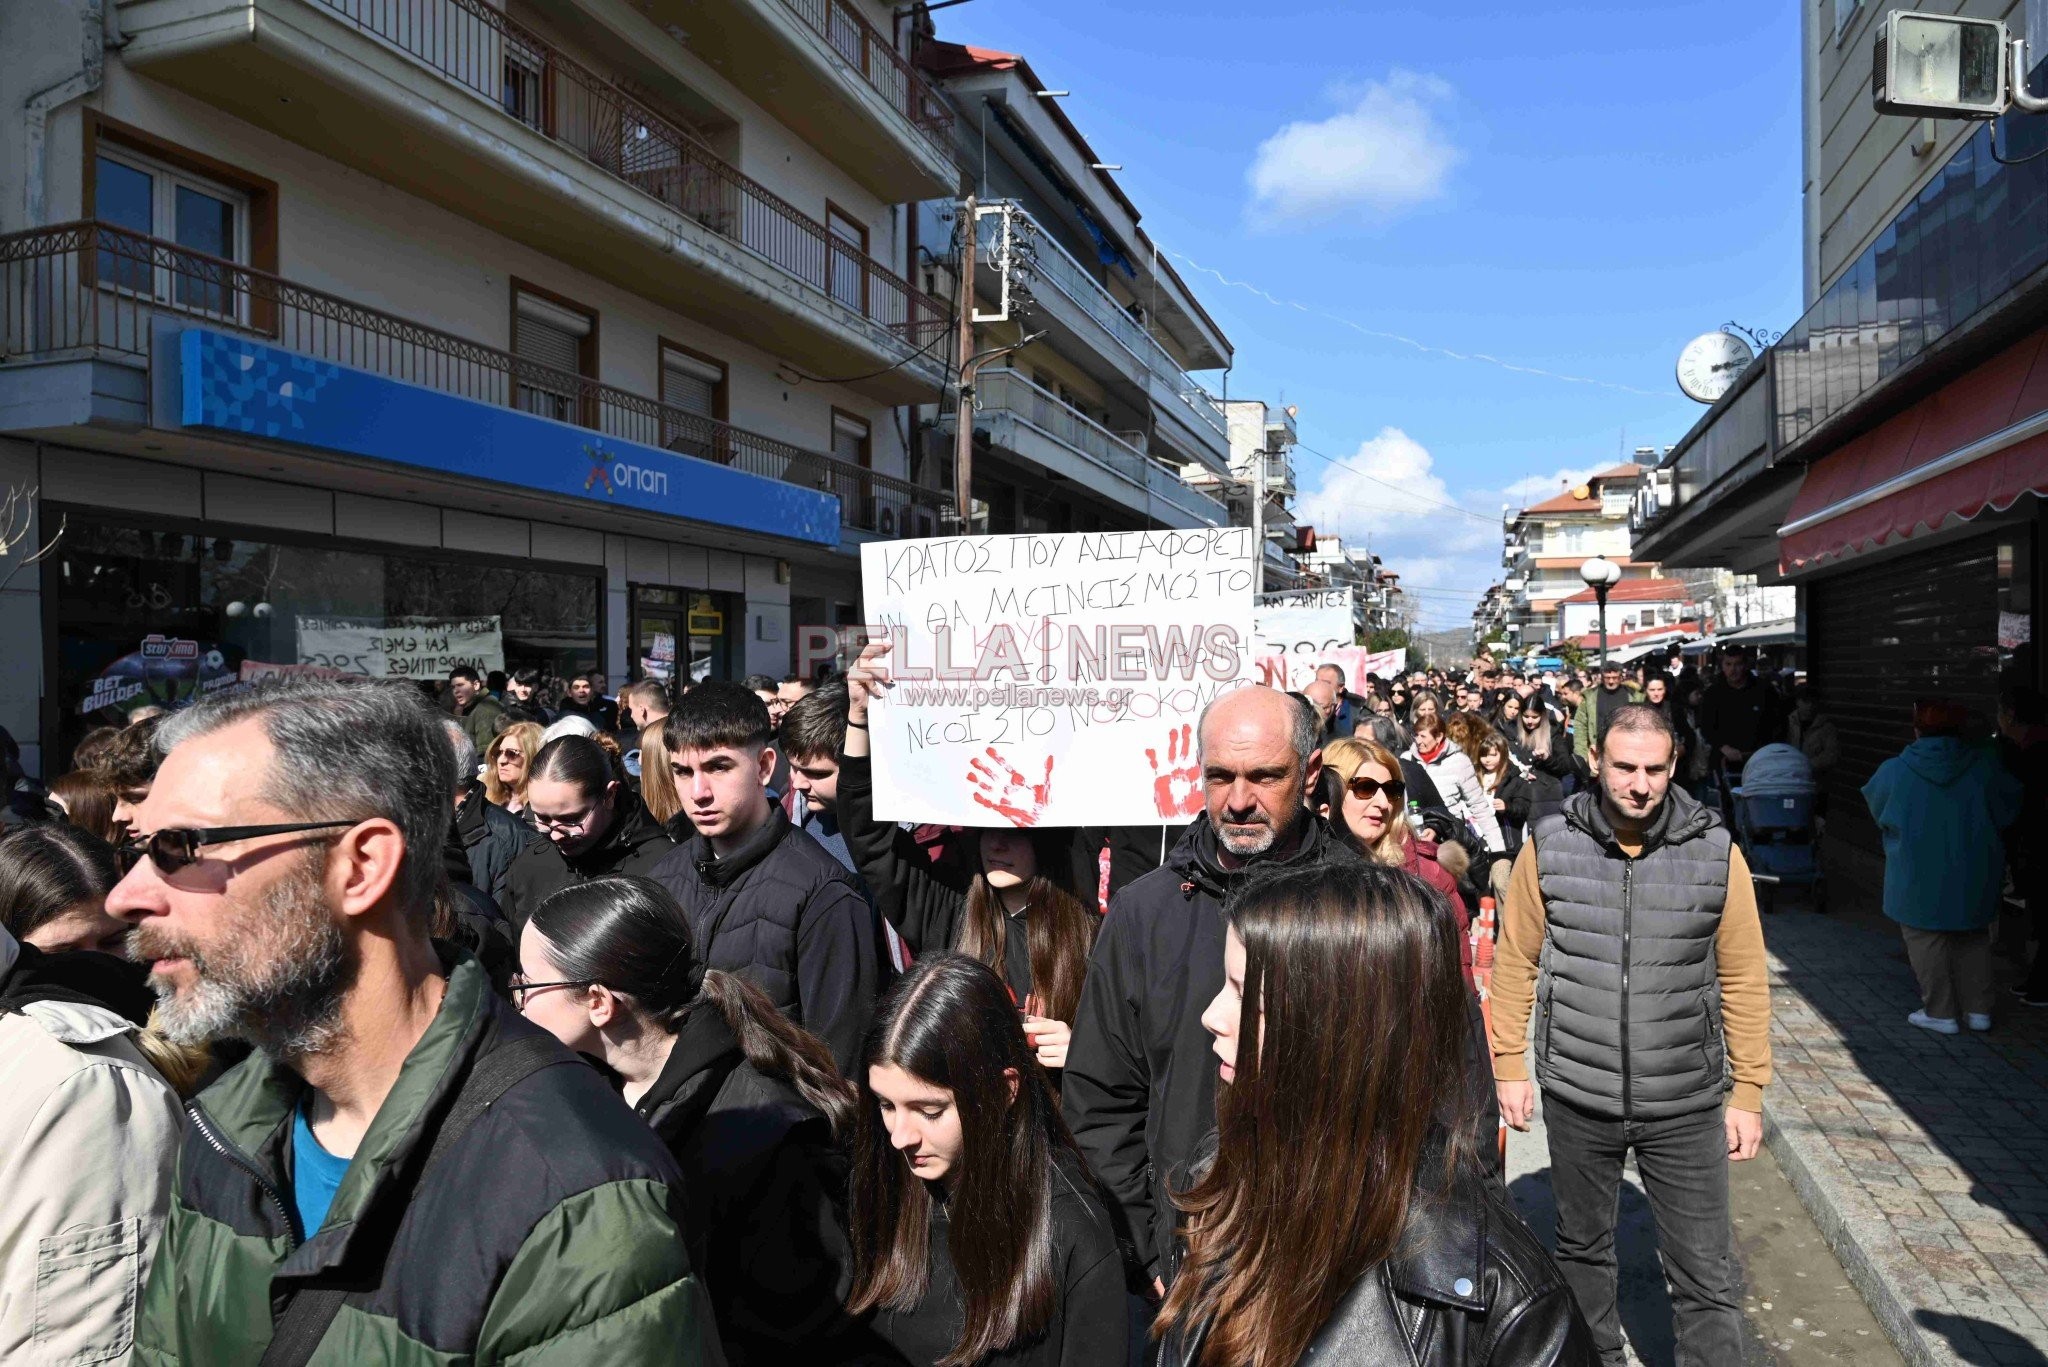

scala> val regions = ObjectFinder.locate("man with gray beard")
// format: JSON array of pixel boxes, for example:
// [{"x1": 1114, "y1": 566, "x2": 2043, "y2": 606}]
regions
[{"x1": 109, "y1": 677, "x2": 719, "y2": 1365}]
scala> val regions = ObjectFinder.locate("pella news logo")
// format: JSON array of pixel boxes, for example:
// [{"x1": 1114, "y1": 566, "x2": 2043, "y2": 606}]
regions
[{"x1": 582, "y1": 442, "x2": 670, "y2": 499}]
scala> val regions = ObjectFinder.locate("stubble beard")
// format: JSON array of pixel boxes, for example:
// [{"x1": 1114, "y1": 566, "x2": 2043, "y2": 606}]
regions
[{"x1": 132, "y1": 850, "x2": 356, "y2": 1060}]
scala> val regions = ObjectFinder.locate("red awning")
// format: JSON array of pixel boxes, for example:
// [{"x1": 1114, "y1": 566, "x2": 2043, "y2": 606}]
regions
[{"x1": 1779, "y1": 326, "x2": 2048, "y2": 573}]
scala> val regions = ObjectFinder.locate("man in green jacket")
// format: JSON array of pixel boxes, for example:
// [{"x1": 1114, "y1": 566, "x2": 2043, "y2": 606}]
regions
[
  {"x1": 1573, "y1": 659, "x2": 1643, "y2": 764},
  {"x1": 109, "y1": 677, "x2": 720, "y2": 1366},
  {"x1": 450, "y1": 665, "x2": 506, "y2": 755}
]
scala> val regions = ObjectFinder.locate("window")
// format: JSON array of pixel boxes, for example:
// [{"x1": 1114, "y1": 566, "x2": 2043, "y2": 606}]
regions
[
  {"x1": 511, "y1": 286, "x2": 596, "y2": 426},
  {"x1": 94, "y1": 150, "x2": 248, "y2": 317},
  {"x1": 1832, "y1": 0, "x2": 1860, "y2": 42},
  {"x1": 832, "y1": 410, "x2": 872, "y2": 467},
  {"x1": 660, "y1": 344, "x2": 726, "y2": 462},
  {"x1": 826, "y1": 205, "x2": 868, "y2": 315}
]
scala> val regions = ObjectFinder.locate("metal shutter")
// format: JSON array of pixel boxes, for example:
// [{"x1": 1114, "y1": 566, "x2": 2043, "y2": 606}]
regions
[
  {"x1": 1807, "y1": 531, "x2": 2003, "y2": 853},
  {"x1": 661, "y1": 350, "x2": 720, "y2": 420},
  {"x1": 512, "y1": 293, "x2": 588, "y2": 421}
]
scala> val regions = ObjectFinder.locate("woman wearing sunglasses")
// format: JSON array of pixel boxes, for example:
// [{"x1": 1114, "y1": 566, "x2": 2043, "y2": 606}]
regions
[
  {"x1": 1317, "y1": 737, "x2": 1469, "y2": 986},
  {"x1": 483, "y1": 721, "x2": 545, "y2": 824},
  {"x1": 1153, "y1": 863, "x2": 1593, "y2": 1367},
  {"x1": 515, "y1": 876, "x2": 860, "y2": 1365}
]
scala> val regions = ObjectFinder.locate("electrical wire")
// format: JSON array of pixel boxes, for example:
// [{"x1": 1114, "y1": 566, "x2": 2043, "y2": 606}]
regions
[
  {"x1": 774, "y1": 319, "x2": 954, "y2": 387},
  {"x1": 1289, "y1": 440, "x2": 1503, "y2": 525}
]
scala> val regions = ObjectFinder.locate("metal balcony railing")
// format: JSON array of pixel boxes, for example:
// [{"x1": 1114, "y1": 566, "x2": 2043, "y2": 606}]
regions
[
  {"x1": 978, "y1": 205, "x2": 1227, "y2": 446},
  {"x1": 968, "y1": 368, "x2": 1228, "y2": 525},
  {"x1": 0, "y1": 222, "x2": 945, "y2": 536},
  {"x1": 314, "y1": 0, "x2": 948, "y2": 351},
  {"x1": 771, "y1": 0, "x2": 953, "y2": 150}
]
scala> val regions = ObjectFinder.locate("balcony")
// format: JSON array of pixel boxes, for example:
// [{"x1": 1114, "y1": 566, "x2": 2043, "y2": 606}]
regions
[
  {"x1": 636, "y1": 0, "x2": 956, "y2": 200},
  {"x1": 979, "y1": 204, "x2": 1229, "y2": 470},
  {"x1": 115, "y1": 0, "x2": 949, "y2": 402},
  {"x1": 941, "y1": 368, "x2": 1229, "y2": 529},
  {"x1": 0, "y1": 222, "x2": 944, "y2": 538}
]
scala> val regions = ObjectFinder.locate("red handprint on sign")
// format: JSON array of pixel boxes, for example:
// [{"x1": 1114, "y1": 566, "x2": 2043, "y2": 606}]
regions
[
  {"x1": 968, "y1": 747, "x2": 1055, "y2": 827},
  {"x1": 1146, "y1": 723, "x2": 1203, "y2": 819}
]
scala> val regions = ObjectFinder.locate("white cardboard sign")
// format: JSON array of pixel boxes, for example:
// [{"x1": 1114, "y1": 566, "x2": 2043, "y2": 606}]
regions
[
  {"x1": 1256, "y1": 587, "x2": 1355, "y2": 656},
  {"x1": 860, "y1": 529, "x2": 1259, "y2": 827},
  {"x1": 295, "y1": 615, "x2": 505, "y2": 679}
]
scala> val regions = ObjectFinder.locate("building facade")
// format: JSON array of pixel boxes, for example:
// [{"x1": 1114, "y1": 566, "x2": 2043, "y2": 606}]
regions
[
  {"x1": 1633, "y1": 0, "x2": 2047, "y2": 865},
  {"x1": 1500, "y1": 460, "x2": 1656, "y2": 647}
]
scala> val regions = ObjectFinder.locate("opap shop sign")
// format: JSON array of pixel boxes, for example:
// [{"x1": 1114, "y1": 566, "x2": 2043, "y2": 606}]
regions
[
  {"x1": 861, "y1": 528, "x2": 1260, "y2": 828},
  {"x1": 295, "y1": 616, "x2": 504, "y2": 679}
]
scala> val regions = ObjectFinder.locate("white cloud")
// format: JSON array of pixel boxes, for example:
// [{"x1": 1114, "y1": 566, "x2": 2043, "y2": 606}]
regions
[
  {"x1": 1246, "y1": 72, "x2": 1461, "y2": 227},
  {"x1": 1498, "y1": 464, "x2": 1606, "y2": 506},
  {"x1": 1294, "y1": 427, "x2": 1494, "y2": 554}
]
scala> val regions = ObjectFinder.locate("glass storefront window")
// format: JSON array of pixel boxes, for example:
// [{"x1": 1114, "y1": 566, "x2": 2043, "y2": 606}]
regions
[
  {"x1": 53, "y1": 517, "x2": 600, "y2": 760},
  {"x1": 629, "y1": 584, "x2": 737, "y2": 687}
]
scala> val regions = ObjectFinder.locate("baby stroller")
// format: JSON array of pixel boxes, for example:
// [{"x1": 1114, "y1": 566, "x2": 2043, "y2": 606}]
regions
[{"x1": 1728, "y1": 742, "x2": 1826, "y2": 913}]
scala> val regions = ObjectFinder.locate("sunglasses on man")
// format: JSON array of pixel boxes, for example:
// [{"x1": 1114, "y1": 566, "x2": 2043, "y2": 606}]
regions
[
  {"x1": 117, "y1": 821, "x2": 358, "y2": 876},
  {"x1": 1345, "y1": 775, "x2": 1406, "y2": 805}
]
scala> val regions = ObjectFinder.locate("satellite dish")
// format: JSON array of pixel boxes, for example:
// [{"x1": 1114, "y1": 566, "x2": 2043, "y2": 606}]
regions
[
  {"x1": 1676, "y1": 331, "x2": 1755, "y2": 404},
  {"x1": 1570, "y1": 485, "x2": 1592, "y2": 501}
]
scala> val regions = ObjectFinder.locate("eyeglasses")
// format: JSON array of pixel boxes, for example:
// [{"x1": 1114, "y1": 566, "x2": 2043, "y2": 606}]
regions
[
  {"x1": 117, "y1": 821, "x2": 358, "y2": 876},
  {"x1": 494, "y1": 749, "x2": 526, "y2": 764},
  {"x1": 510, "y1": 977, "x2": 590, "y2": 1007},
  {"x1": 531, "y1": 807, "x2": 598, "y2": 834},
  {"x1": 1346, "y1": 775, "x2": 1406, "y2": 805}
]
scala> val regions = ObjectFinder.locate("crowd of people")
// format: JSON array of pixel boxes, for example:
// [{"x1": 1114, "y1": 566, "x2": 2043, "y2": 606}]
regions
[{"x1": 0, "y1": 638, "x2": 2035, "y2": 1364}]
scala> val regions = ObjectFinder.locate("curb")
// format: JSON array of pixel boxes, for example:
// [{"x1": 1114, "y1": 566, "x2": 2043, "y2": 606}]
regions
[{"x1": 1762, "y1": 1086, "x2": 1952, "y2": 1367}]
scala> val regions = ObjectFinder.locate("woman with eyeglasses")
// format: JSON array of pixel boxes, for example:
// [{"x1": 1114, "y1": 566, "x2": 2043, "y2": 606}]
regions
[
  {"x1": 848, "y1": 953, "x2": 1126, "y2": 1367},
  {"x1": 1153, "y1": 863, "x2": 1594, "y2": 1367},
  {"x1": 515, "y1": 875, "x2": 861, "y2": 1365},
  {"x1": 483, "y1": 721, "x2": 545, "y2": 823},
  {"x1": 498, "y1": 735, "x2": 674, "y2": 931}
]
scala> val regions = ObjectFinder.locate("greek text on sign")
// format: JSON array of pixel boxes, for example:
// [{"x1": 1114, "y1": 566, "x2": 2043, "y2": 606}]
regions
[
  {"x1": 861, "y1": 529, "x2": 1259, "y2": 827},
  {"x1": 295, "y1": 616, "x2": 505, "y2": 679},
  {"x1": 1256, "y1": 587, "x2": 1355, "y2": 656}
]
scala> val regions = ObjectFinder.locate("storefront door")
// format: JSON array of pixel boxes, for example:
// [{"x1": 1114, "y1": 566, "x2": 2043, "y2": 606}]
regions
[{"x1": 631, "y1": 585, "x2": 737, "y2": 688}]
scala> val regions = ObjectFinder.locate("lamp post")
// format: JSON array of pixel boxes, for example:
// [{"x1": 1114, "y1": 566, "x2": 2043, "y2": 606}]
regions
[{"x1": 1580, "y1": 556, "x2": 1623, "y2": 671}]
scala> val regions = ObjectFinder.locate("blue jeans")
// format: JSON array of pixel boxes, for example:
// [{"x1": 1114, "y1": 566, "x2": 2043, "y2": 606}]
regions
[{"x1": 1543, "y1": 1092, "x2": 1745, "y2": 1367}]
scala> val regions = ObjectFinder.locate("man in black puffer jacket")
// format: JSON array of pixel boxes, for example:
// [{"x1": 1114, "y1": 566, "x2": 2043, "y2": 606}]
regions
[
  {"x1": 651, "y1": 683, "x2": 887, "y2": 1073},
  {"x1": 1065, "y1": 686, "x2": 1501, "y2": 1291}
]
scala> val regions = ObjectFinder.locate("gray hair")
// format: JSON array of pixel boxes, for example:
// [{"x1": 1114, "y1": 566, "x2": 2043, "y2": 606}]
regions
[
  {"x1": 155, "y1": 677, "x2": 454, "y2": 916},
  {"x1": 441, "y1": 719, "x2": 479, "y2": 798},
  {"x1": 1361, "y1": 714, "x2": 1407, "y2": 753},
  {"x1": 1196, "y1": 684, "x2": 1321, "y2": 773}
]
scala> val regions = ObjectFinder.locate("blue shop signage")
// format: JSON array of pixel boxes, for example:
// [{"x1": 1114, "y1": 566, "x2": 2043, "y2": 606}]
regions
[{"x1": 176, "y1": 328, "x2": 840, "y2": 546}]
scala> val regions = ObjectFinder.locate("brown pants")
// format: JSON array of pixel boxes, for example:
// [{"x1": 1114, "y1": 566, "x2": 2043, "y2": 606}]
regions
[{"x1": 1899, "y1": 925, "x2": 1995, "y2": 1021}]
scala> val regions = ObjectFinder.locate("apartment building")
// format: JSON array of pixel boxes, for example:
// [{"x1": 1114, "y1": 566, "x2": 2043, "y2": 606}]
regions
[
  {"x1": 912, "y1": 42, "x2": 1239, "y2": 536},
  {"x1": 0, "y1": 0, "x2": 962, "y2": 770},
  {"x1": 1500, "y1": 461, "x2": 1655, "y2": 646},
  {"x1": 1183, "y1": 397, "x2": 1304, "y2": 588},
  {"x1": 1634, "y1": 0, "x2": 2046, "y2": 865}
]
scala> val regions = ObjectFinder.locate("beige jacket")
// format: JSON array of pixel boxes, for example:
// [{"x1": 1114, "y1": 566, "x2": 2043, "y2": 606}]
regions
[{"x1": 0, "y1": 930, "x2": 183, "y2": 1365}]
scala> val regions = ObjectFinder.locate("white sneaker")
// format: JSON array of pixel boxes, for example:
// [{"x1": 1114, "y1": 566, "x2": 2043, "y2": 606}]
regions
[
  {"x1": 1907, "y1": 1010, "x2": 1960, "y2": 1035},
  {"x1": 1965, "y1": 1013, "x2": 1992, "y2": 1032}
]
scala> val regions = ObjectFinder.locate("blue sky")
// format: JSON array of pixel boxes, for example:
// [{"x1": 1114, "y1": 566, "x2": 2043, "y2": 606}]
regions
[{"x1": 940, "y1": 0, "x2": 1806, "y2": 627}]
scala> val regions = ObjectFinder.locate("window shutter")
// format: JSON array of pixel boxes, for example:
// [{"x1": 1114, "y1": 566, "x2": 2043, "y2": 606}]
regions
[{"x1": 661, "y1": 349, "x2": 722, "y2": 420}]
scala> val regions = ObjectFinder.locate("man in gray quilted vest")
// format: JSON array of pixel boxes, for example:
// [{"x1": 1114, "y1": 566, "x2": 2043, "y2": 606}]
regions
[{"x1": 1489, "y1": 702, "x2": 1772, "y2": 1366}]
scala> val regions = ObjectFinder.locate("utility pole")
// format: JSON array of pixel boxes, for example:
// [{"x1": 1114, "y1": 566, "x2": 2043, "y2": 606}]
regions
[{"x1": 951, "y1": 194, "x2": 978, "y2": 534}]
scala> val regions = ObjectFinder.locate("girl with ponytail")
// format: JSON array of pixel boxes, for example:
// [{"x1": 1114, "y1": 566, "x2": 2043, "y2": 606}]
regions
[{"x1": 517, "y1": 875, "x2": 859, "y2": 1365}]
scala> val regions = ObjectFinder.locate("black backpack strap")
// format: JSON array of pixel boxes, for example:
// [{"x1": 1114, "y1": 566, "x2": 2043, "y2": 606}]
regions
[{"x1": 257, "y1": 1030, "x2": 569, "y2": 1367}]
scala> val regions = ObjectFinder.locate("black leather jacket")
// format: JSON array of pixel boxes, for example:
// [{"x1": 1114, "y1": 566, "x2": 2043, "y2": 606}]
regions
[{"x1": 1159, "y1": 1162, "x2": 1596, "y2": 1367}]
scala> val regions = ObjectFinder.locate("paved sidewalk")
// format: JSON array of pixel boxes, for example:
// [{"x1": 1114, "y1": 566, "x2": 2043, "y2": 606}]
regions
[{"x1": 1760, "y1": 905, "x2": 2048, "y2": 1367}]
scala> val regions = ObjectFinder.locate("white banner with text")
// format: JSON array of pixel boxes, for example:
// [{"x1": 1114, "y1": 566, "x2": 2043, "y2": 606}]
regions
[
  {"x1": 860, "y1": 529, "x2": 1259, "y2": 827},
  {"x1": 295, "y1": 616, "x2": 505, "y2": 679}
]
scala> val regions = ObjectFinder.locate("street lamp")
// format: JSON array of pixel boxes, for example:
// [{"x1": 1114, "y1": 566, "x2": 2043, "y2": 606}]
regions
[{"x1": 1580, "y1": 556, "x2": 1623, "y2": 671}]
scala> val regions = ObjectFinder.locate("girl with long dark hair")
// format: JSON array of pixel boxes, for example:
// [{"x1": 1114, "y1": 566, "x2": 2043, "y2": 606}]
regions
[
  {"x1": 517, "y1": 875, "x2": 858, "y2": 1365},
  {"x1": 1155, "y1": 863, "x2": 1594, "y2": 1367},
  {"x1": 499, "y1": 734, "x2": 674, "y2": 927},
  {"x1": 849, "y1": 954, "x2": 1126, "y2": 1365},
  {"x1": 840, "y1": 658, "x2": 1098, "y2": 1071}
]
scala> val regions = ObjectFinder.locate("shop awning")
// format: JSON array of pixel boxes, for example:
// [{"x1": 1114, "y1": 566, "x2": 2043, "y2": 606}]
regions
[{"x1": 1779, "y1": 327, "x2": 2048, "y2": 573}]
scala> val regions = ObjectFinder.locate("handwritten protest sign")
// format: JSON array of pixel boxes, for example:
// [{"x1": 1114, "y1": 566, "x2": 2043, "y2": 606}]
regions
[
  {"x1": 1257, "y1": 646, "x2": 1408, "y2": 692},
  {"x1": 860, "y1": 529, "x2": 1259, "y2": 827},
  {"x1": 1256, "y1": 588, "x2": 1355, "y2": 656},
  {"x1": 295, "y1": 616, "x2": 504, "y2": 679}
]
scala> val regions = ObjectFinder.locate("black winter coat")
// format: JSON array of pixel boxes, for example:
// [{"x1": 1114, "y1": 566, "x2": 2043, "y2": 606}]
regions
[
  {"x1": 498, "y1": 799, "x2": 676, "y2": 930},
  {"x1": 633, "y1": 1005, "x2": 858, "y2": 1366},
  {"x1": 650, "y1": 808, "x2": 888, "y2": 1074},
  {"x1": 865, "y1": 1152, "x2": 1127, "y2": 1367},
  {"x1": 455, "y1": 780, "x2": 533, "y2": 903},
  {"x1": 1157, "y1": 1151, "x2": 1595, "y2": 1367},
  {"x1": 1510, "y1": 740, "x2": 1579, "y2": 829},
  {"x1": 1061, "y1": 817, "x2": 1364, "y2": 1278}
]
